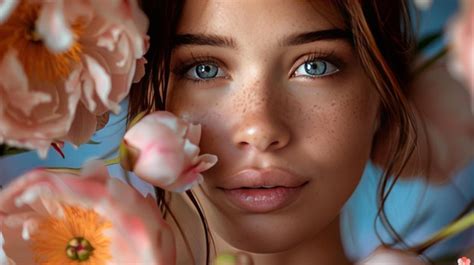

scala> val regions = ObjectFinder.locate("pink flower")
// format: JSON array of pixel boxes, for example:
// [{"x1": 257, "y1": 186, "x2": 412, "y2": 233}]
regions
[
  {"x1": 406, "y1": 59, "x2": 474, "y2": 182},
  {"x1": 0, "y1": 0, "x2": 149, "y2": 157},
  {"x1": 458, "y1": 257, "x2": 472, "y2": 265},
  {"x1": 0, "y1": 162, "x2": 176, "y2": 264},
  {"x1": 449, "y1": 0, "x2": 474, "y2": 109},
  {"x1": 0, "y1": 49, "x2": 82, "y2": 157},
  {"x1": 357, "y1": 247, "x2": 425, "y2": 265},
  {"x1": 122, "y1": 111, "x2": 218, "y2": 192}
]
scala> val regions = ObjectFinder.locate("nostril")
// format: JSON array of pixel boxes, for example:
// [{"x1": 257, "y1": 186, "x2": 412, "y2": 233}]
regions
[
  {"x1": 270, "y1": 140, "x2": 279, "y2": 146},
  {"x1": 238, "y1": 142, "x2": 250, "y2": 149}
]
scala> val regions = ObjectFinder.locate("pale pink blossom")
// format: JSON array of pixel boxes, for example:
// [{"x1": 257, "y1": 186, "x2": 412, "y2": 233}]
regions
[
  {"x1": 407, "y1": 59, "x2": 474, "y2": 182},
  {"x1": 458, "y1": 257, "x2": 472, "y2": 265},
  {"x1": 0, "y1": 0, "x2": 149, "y2": 157},
  {"x1": 357, "y1": 247, "x2": 426, "y2": 265},
  {"x1": 122, "y1": 111, "x2": 218, "y2": 192},
  {"x1": 0, "y1": 162, "x2": 176, "y2": 264},
  {"x1": 449, "y1": 0, "x2": 474, "y2": 109}
]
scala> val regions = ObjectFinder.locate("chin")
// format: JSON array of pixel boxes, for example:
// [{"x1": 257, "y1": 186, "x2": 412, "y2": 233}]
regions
[
  {"x1": 227, "y1": 229, "x2": 306, "y2": 254},
  {"x1": 212, "y1": 213, "x2": 324, "y2": 254}
]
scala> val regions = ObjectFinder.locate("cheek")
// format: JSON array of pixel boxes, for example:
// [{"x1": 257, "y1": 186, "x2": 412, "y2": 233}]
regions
[
  {"x1": 166, "y1": 83, "x2": 235, "y2": 155},
  {"x1": 296, "y1": 84, "x2": 379, "y2": 165}
]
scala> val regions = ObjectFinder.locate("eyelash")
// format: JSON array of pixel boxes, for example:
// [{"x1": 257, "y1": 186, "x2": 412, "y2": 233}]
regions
[
  {"x1": 172, "y1": 50, "x2": 343, "y2": 83},
  {"x1": 291, "y1": 50, "x2": 343, "y2": 79},
  {"x1": 172, "y1": 54, "x2": 225, "y2": 83}
]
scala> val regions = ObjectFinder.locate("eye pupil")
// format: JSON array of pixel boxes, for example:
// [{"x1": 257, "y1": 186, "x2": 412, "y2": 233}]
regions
[
  {"x1": 196, "y1": 64, "x2": 218, "y2": 79},
  {"x1": 304, "y1": 61, "x2": 327, "y2": 76}
]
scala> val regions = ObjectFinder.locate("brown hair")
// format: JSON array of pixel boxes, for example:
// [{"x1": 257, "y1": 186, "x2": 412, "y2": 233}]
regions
[{"x1": 128, "y1": 0, "x2": 418, "y2": 262}]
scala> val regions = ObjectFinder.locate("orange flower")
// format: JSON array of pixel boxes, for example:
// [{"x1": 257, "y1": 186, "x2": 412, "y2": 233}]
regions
[
  {"x1": 0, "y1": 162, "x2": 176, "y2": 264},
  {"x1": 0, "y1": 0, "x2": 149, "y2": 157}
]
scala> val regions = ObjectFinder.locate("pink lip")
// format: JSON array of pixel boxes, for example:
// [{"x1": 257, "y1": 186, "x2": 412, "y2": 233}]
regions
[{"x1": 219, "y1": 168, "x2": 308, "y2": 213}]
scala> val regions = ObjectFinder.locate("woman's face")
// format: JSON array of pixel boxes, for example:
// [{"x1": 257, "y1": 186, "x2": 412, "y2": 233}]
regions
[{"x1": 168, "y1": 0, "x2": 380, "y2": 253}]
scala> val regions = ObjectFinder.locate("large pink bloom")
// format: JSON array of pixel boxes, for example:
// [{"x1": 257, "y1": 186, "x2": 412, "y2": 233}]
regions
[
  {"x1": 0, "y1": 0, "x2": 148, "y2": 157},
  {"x1": 122, "y1": 111, "x2": 218, "y2": 192},
  {"x1": 0, "y1": 162, "x2": 175, "y2": 264},
  {"x1": 449, "y1": 0, "x2": 474, "y2": 109}
]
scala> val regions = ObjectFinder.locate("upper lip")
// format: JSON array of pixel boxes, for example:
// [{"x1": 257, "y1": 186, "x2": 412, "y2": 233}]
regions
[{"x1": 219, "y1": 168, "x2": 308, "y2": 189}]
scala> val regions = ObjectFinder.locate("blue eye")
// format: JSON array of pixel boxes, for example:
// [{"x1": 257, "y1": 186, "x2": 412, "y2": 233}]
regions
[
  {"x1": 293, "y1": 59, "x2": 339, "y2": 78},
  {"x1": 186, "y1": 63, "x2": 225, "y2": 80}
]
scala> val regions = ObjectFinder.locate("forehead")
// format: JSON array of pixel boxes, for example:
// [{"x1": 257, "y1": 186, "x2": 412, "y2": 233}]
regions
[{"x1": 177, "y1": 0, "x2": 345, "y2": 35}]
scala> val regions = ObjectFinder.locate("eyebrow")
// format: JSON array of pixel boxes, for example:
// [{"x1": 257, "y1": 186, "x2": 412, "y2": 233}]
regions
[
  {"x1": 282, "y1": 29, "x2": 353, "y2": 46},
  {"x1": 174, "y1": 34, "x2": 236, "y2": 48},
  {"x1": 173, "y1": 29, "x2": 352, "y2": 49}
]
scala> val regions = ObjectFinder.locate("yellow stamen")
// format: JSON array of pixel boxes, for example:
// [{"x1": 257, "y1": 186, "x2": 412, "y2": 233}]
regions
[
  {"x1": 0, "y1": 1, "x2": 83, "y2": 83},
  {"x1": 30, "y1": 205, "x2": 112, "y2": 265}
]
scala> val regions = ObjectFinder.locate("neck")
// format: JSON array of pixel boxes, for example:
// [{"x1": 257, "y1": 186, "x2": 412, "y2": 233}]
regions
[{"x1": 212, "y1": 216, "x2": 352, "y2": 265}]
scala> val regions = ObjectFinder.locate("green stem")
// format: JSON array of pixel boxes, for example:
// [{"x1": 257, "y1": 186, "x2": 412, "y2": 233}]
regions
[
  {"x1": 408, "y1": 212, "x2": 474, "y2": 254},
  {"x1": 103, "y1": 156, "x2": 120, "y2": 166}
]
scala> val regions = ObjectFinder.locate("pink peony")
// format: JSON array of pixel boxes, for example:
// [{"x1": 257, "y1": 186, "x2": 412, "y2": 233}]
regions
[
  {"x1": 0, "y1": 0, "x2": 148, "y2": 157},
  {"x1": 0, "y1": 162, "x2": 176, "y2": 264},
  {"x1": 357, "y1": 247, "x2": 425, "y2": 265},
  {"x1": 449, "y1": 0, "x2": 474, "y2": 109},
  {"x1": 122, "y1": 111, "x2": 218, "y2": 192}
]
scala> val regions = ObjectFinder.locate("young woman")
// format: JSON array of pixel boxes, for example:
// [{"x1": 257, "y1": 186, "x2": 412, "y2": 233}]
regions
[{"x1": 129, "y1": 0, "x2": 473, "y2": 264}]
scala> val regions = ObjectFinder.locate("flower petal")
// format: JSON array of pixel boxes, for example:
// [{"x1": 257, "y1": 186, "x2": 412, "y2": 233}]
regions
[
  {"x1": 65, "y1": 102, "x2": 97, "y2": 146},
  {"x1": 0, "y1": 0, "x2": 17, "y2": 24},
  {"x1": 83, "y1": 55, "x2": 118, "y2": 113},
  {"x1": 36, "y1": 1, "x2": 74, "y2": 53}
]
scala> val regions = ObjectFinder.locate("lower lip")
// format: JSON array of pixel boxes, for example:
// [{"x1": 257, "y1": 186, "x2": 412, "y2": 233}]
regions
[{"x1": 223, "y1": 185, "x2": 305, "y2": 213}]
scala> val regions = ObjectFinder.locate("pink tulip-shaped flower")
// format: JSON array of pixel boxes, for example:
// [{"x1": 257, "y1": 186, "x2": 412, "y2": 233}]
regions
[
  {"x1": 0, "y1": 162, "x2": 176, "y2": 264},
  {"x1": 449, "y1": 0, "x2": 474, "y2": 108},
  {"x1": 0, "y1": 0, "x2": 148, "y2": 157},
  {"x1": 122, "y1": 111, "x2": 218, "y2": 192}
]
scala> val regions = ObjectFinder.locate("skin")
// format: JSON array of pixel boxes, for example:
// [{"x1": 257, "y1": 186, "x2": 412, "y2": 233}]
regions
[{"x1": 167, "y1": 0, "x2": 380, "y2": 264}]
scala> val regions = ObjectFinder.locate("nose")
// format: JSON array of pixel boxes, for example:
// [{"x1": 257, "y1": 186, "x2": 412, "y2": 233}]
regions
[{"x1": 232, "y1": 88, "x2": 291, "y2": 153}]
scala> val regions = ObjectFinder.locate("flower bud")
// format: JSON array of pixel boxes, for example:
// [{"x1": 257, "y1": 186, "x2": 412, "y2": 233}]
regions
[{"x1": 121, "y1": 111, "x2": 217, "y2": 192}]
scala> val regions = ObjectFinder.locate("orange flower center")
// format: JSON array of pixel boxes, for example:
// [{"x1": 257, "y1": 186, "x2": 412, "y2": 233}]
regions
[
  {"x1": 30, "y1": 205, "x2": 112, "y2": 265},
  {"x1": 0, "y1": 1, "x2": 83, "y2": 83}
]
